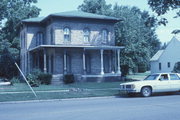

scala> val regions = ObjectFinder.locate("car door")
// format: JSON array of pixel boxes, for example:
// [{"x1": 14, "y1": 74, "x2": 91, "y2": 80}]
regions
[
  {"x1": 155, "y1": 74, "x2": 171, "y2": 92},
  {"x1": 169, "y1": 73, "x2": 180, "y2": 91}
]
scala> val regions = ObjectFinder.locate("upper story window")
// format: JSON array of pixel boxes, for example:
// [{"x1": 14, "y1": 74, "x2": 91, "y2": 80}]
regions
[
  {"x1": 64, "y1": 27, "x2": 71, "y2": 42},
  {"x1": 102, "y1": 29, "x2": 108, "y2": 43},
  {"x1": 50, "y1": 28, "x2": 54, "y2": 44},
  {"x1": 83, "y1": 28, "x2": 90, "y2": 43},
  {"x1": 36, "y1": 32, "x2": 43, "y2": 46}
]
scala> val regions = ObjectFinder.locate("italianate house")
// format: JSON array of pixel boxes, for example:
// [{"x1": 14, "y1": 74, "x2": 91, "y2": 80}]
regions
[{"x1": 20, "y1": 11, "x2": 123, "y2": 84}]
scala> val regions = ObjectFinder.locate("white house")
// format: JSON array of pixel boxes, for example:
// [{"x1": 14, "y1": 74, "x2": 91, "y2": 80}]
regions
[{"x1": 150, "y1": 36, "x2": 180, "y2": 73}]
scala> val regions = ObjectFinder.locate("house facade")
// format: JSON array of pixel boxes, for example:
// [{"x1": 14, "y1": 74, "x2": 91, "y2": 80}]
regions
[
  {"x1": 20, "y1": 11, "x2": 123, "y2": 83},
  {"x1": 150, "y1": 37, "x2": 180, "y2": 73}
]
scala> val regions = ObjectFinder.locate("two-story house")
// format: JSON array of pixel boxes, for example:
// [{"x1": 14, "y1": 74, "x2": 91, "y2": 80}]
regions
[{"x1": 20, "y1": 11, "x2": 123, "y2": 83}]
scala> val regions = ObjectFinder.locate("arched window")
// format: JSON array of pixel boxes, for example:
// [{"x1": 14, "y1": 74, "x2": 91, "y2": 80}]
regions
[
  {"x1": 36, "y1": 32, "x2": 43, "y2": 46},
  {"x1": 102, "y1": 29, "x2": 108, "y2": 43},
  {"x1": 64, "y1": 27, "x2": 71, "y2": 42},
  {"x1": 83, "y1": 28, "x2": 90, "y2": 43}
]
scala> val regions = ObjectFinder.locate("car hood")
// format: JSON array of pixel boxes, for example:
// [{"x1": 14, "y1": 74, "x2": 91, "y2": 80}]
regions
[{"x1": 120, "y1": 80, "x2": 156, "y2": 85}]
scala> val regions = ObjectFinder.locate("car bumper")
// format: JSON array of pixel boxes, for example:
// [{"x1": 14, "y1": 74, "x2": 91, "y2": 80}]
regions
[{"x1": 119, "y1": 89, "x2": 137, "y2": 93}]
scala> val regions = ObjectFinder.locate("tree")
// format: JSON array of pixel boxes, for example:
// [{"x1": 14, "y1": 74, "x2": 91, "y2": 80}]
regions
[
  {"x1": 78, "y1": 0, "x2": 112, "y2": 15},
  {"x1": 0, "y1": 0, "x2": 40, "y2": 79},
  {"x1": 148, "y1": 0, "x2": 180, "y2": 16},
  {"x1": 79, "y1": 0, "x2": 161, "y2": 74},
  {"x1": 148, "y1": 0, "x2": 180, "y2": 34},
  {"x1": 0, "y1": 47, "x2": 17, "y2": 79},
  {"x1": 173, "y1": 62, "x2": 180, "y2": 73}
]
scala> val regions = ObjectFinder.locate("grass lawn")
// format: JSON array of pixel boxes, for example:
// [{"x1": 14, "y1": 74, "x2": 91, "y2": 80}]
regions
[
  {"x1": 0, "y1": 72, "x2": 149, "y2": 102},
  {"x1": 0, "y1": 82, "x2": 123, "y2": 102},
  {"x1": 126, "y1": 71, "x2": 150, "y2": 80}
]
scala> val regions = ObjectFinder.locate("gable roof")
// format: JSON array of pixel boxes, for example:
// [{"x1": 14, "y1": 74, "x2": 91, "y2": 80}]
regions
[
  {"x1": 150, "y1": 36, "x2": 180, "y2": 61},
  {"x1": 150, "y1": 50, "x2": 164, "y2": 61},
  {"x1": 22, "y1": 10, "x2": 122, "y2": 23}
]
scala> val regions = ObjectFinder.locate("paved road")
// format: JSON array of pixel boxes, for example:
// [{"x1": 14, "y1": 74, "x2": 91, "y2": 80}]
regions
[{"x1": 0, "y1": 94, "x2": 180, "y2": 120}]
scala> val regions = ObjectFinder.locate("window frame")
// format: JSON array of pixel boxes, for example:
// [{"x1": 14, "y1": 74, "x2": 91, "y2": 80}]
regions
[
  {"x1": 63, "y1": 27, "x2": 71, "y2": 43},
  {"x1": 101, "y1": 29, "x2": 108, "y2": 44},
  {"x1": 83, "y1": 28, "x2": 90, "y2": 43},
  {"x1": 169, "y1": 74, "x2": 180, "y2": 80}
]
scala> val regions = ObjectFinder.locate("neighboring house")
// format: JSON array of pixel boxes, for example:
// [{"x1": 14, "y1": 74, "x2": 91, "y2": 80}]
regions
[
  {"x1": 20, "y1": 11, "x2": 124, "y2": 83},
  {"x1": 150, "y1": 37, "x2": 180, "y2": 73}
]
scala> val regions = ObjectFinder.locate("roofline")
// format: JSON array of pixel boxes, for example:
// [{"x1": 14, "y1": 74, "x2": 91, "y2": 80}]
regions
[
  {"x1": 22, "y1": 12, "x2": 123, "y2": 24},
  {"x1": 28, "y1": 45, "x2": 125, "y2": 52}
]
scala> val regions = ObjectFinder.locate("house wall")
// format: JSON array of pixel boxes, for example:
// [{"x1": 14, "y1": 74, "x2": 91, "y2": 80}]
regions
[
  {"x1": 151, "y1": 38, "x2": 180, "y2": 73},
  {"x1": 21, "y1": 18, "x2": 116, "y2": 76}
]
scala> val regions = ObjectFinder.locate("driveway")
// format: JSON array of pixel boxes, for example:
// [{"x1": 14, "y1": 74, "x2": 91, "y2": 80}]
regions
[{"x1": 0, "y1": 94, "x2": 180, "y2": 120}]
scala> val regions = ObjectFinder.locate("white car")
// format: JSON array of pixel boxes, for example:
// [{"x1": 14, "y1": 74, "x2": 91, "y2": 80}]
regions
[{"x1": 120, "y1": 73, "x2": 180, "y2": 97}]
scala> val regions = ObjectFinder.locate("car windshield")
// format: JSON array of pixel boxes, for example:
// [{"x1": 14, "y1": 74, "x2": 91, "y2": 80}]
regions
[{"x1": 144, "y1": 74, "x2": 159, "y2": 80}]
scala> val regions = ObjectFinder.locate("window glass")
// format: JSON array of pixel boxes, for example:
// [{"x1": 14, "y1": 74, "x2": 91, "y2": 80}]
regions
[
  {"x1": 144, "y1": 74, "x2": 159, "y2": 80},
  {"x1": 170, "y1": 74, "x2": 180, "y2": 80},
  {"x1": 102, "y1": 29, "x2": 108, "y2": 43},
  {"x1": 36, "y1": 32, "x2": 43, "y2": 46},
  {"x1": 83, "y1": 28, "x2": 90, "y2": 43},
  {"x1": 160, "y1": 74, "x2": 169, "y2": 80},
  {"x1": 168, "y1": 62, "x2": 170, "y2": 68},
  {"x1": 159, "y1": 63, "x2": 161, "y2": 70},
  {"x1": 50, "y1": 28, "x2": 53, "y2": 44},
  {"x1": 64, "y1": 27, "x2": 70, "y2": 42}
]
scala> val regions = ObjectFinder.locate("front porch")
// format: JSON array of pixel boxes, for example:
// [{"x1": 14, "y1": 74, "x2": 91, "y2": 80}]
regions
[{"x1": 28, "y1": 45, "x2": 124, "y2": 83}]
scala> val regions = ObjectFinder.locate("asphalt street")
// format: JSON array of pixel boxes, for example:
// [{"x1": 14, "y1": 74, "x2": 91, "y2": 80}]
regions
[{"x1": 0, "y1": 94, "x2": 180, "y2": 120}]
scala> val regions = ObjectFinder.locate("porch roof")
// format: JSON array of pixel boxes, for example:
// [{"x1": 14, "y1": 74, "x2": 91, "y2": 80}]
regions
[{"x1": 28, "y1": 45, "x2": 124, "y2": 52}]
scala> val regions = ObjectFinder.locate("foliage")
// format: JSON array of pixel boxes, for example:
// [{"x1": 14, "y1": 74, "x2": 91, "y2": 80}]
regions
[
  {"x1": 10, "y1": 77, "x2": 20, "y2": 84},
  {"x1": 26, "y1": 69, "x2": 52, "y2": 86},
  {"x1": 0, "y1": 47, "x2": 18, "y2": 79},
  {"x1": 78, "y1": 0, "x2": 112, "y2": 16},
  {"x1": 26, "y1": 73, "x2": 40, "y2": 87},
  {"x1": 78, "y1": 1, "x2": 160, "y2": 74},
  {"x1": 173, "y1": 62, "x2": 180, "y2": 73},
  {"x1": 148, "y1": 0, "x2": 180, "y2": 33},
  {"x1": 0, "y1": 0, "x2": 40, "y2": 79},
  {"x1": 63, "y1": 74, "x2": 75, "y2": 84},
  {"x1": 148, "y1": 0, "x2": 180, "y2": 16},
  {"x1": 38, "y1": 73, "x2": 52, "y2": 85}
]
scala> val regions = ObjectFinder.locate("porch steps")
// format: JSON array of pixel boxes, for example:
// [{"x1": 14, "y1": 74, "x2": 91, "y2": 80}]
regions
[{"x1": 51, "y1": 74, "x2": 63, "y2": 85}]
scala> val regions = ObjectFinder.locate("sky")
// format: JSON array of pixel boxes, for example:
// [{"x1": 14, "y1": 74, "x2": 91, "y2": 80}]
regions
[{"x1": 35, "y1": 0, "x2": 180, "y2": 43}]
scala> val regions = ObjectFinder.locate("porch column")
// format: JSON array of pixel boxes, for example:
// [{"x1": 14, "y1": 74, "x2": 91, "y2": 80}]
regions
[
  {"x1": 117, "y1": 49, "x2": 121, "y2": 74},
  {"x1": 37, "y1": 51, "x2": 40, "y2": 68},
  {"x1": 83, "y1": 49, "x2": 86, "y2": 74},
  {"x1": 64, "y1": 49, "x2": 67, "y2": 74},
  {"x1": 100, "y1": 49, "x2": 104, "y2": 75},
  {"x1": 43, "y1": 48, "x2": 47, "y2": 73}
]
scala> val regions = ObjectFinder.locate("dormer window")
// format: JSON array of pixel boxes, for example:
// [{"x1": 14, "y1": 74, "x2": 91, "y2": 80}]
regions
[
  {"x1": 83, "y1": 28, "x2": 90, "y2": 43},
  {"x1": 64, "y1": 27, "x2": 71, "y2": 42},
  {"x1": 36, "y1": 32, "x2": 43, "y2": 46},
  {"x1": 102, "y1": 29, "x2": 108, "y2": 43}
]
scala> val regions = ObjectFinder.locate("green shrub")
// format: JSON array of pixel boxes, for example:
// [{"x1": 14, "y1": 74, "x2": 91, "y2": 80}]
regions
[
  {"x1": 138, "y1": 63, "x2": 147, "y2": 73},
  {"x1": 11, "y1": 77, "x2": 20, "y2": 84},
  {"x1": 38, "y1": 73, "x2": 52, "y2": 85},
  {"x1": 26, "y1": 73, "x2": 40, "y2": 87},
  {"x1": 26, "y1": 69, "x2": 52, "y2": 86},
  {"x1": 173, "y1": 62, "x2": 180, "y2": 73},
  {"x1": 63, "y1": 74, "x2": 75, "y2": 84}
]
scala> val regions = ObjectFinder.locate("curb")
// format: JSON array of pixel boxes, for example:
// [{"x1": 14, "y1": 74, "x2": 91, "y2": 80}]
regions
[{"x1": 0, "y1": 96, "x2": 115, "y2": 104}]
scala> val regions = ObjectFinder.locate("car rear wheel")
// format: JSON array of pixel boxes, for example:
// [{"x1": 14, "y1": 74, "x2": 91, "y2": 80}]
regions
[{"x1": 141, "y1": 87, "x2": 152, "y2": 97}]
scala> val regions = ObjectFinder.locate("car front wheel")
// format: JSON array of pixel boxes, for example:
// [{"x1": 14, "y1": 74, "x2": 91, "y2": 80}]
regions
[{"x1": 141, "y1": 87, "x2": 152, "y2": 97}]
